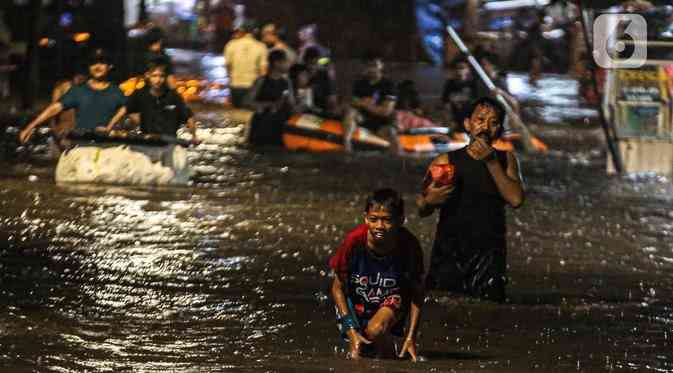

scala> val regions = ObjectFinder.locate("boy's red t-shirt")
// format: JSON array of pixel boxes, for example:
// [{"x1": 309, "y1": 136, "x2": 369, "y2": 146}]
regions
[{"x1": 329, "y1": 224, "x2": 424, "y2": 319}]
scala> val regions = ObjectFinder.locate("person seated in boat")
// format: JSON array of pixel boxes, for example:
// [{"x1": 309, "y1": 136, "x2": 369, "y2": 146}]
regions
[
  {"x1": 289, "y1": 63, "x2": 316, "y2": 115},
  {"x1": 395, "y1": 79, "x2": 440, "y2": 133},
  {"x1": 243, "y1": 49, "x2": 295, "y2": 146},
  {"x1": 105, "y1": 60, "x2": 199, "y2": 144},
  {"x1": 19, "y1": 49, "x2": 126, "y2": 144},
  {"x1": 441, "y1": 56, "x2": 478, "y2": 135},
  {"x1": 302, "y1": 46, "x2": 339, "y2": 118},
  {"x1": 330, "y1": 188, "x2": 425, "y2": 361},
  {"x1": 344, "y1": 54, "x2": 398, "y2": 153},
  {"x1": 475, "y1": 51, "x2": 520, "y2": 119}
]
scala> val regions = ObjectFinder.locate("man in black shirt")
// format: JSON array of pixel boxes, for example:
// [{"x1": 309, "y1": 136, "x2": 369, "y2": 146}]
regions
[
  {"x1": 417, "y1": 97, "x2": 524, "y2": 302},
  {"x1": 441, "y1": 57, "x2": 479, "y2": 133},
  {"x1": 106, "y1": 61, "x2": 198, "y2": 143},
  {"x1": 244, "y1": 49, "x2": 295, "y2": 146},
  {"x1": 344, "y1": 55, "x2": 397, "y2": 153}
]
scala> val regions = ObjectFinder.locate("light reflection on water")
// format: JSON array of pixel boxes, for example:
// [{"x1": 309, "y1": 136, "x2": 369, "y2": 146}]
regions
[{"x1": 0, "y1": 74, "x2": 672, "y2": 372}]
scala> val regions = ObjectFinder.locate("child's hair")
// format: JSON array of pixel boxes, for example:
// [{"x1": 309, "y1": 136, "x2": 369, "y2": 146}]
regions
[
  {"x1": 364, "y1": 188, "x2": 405, "y2": 221},
  {"x1": 268, "y1": 49, "x2": 288, "y2": 68},
  {"x1": 146, "y1": 59, "x2": 168, "y2": 73}
]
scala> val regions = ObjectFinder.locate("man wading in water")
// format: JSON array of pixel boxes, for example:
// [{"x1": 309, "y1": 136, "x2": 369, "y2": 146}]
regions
[
  {"x1": 330, "y1": 189, "x2": 425, "y2": 360},
  {"x1": 417, "y1": 97, "x2": 524, "y2": 302}
]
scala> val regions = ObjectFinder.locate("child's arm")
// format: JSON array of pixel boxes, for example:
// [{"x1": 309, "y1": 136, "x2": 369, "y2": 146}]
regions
[
  {"x1": 331, "y1": 276, "x2": 371, "y2": 358},
  {"x1": 399, "y1": 281, "x2": 424, "y2": 362}
]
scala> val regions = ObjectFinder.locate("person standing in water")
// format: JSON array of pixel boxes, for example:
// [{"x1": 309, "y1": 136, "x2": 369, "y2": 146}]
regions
[
  {"x1": 417, "y1": 97, "x2": 524, "y2": 302},
  {"x1": 19, "y1": 49, "x2": 126, "y2": 144},
  {"x1": 330, "y1": 188, "x2": 425, "y2": 361}
]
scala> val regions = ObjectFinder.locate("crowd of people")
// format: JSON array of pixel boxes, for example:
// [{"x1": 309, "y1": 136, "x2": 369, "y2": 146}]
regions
[{"x1": 223, "y1": 19, "x2": 520, "y2": 153}]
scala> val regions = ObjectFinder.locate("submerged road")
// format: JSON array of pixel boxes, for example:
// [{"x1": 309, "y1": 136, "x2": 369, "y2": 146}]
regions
[{"x1": 1, "y1": 65, "x2": 672, "y2": 372}]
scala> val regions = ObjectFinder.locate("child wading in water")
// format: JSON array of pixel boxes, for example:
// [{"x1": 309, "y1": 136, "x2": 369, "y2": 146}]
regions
[{"x1": 329, "y1": 189, "x2": 425, "y2": 360}]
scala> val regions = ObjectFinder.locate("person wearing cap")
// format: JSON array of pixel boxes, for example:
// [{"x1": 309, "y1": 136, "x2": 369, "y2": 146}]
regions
[
  {"x1": 261, "y1": 23, "x2": 297, "y2": 66},
  {"x1": 223, "y1": 20, "x2": 268, "y2": 108},
  {"x1": 19, "y1": 49, "x2": 126, "y2": 144}
]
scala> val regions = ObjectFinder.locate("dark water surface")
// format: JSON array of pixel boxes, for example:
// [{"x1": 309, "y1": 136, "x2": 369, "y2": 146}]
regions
[{"x1": 1, "y1": 71, "x2": 673, "y2": 372}]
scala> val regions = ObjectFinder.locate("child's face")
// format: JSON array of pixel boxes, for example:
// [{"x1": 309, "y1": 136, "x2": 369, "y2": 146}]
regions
[
  {"x1": 364, "y1": 205, "x2": 400, "y2": 243},
  {"x1": 146, "y1": 68, "x2": 167, "y2": 90}
]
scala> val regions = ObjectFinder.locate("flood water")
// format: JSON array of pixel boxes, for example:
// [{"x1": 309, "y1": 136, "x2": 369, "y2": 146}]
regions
[{"x1": 1, "y1": 64, "x2": 673, "y2": 372}]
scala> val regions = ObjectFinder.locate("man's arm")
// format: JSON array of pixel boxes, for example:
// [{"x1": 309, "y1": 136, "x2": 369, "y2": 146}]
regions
[
  {"x1": 485, "y1": 150, "x2": 524, "y2": 208},
  {"x1": 417, "y1": 154, "x2": 454, "y2": 217},
  {"x1": 19, "y1": 102, "x2": 64, "y2": 143},
  {"x1": 104, "y1": 106, "x2": 127, "y2": 131}
]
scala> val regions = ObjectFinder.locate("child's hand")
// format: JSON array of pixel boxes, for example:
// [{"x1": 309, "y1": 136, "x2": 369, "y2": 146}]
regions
[
  {"x1": 347, "y1": 329, "x2": 371, "y2": 359},
  {"x1": 398, "y1": 337, "x2": 418, "y2": 362}
]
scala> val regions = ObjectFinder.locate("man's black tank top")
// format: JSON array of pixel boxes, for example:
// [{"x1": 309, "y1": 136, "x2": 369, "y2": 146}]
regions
[{"x1": 435, "y1": 147, "x2": 508, "y2": 246}]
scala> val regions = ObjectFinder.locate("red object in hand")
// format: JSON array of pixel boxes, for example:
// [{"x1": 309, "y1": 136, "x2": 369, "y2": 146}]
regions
[{"x1": 429, "y1": 163, "x2": 455, "y2": 187}]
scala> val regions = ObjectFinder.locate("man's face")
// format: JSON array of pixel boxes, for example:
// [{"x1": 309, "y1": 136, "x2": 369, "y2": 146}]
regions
[
  {"x1": 89, "y1": 62, "x2": 110, "y2": 80},
  {"x1": 149, "y1": 41, "x2": 162, "y2": 52},
  {"x1": 456, "y1": 62, "x2": 472, "y2": 81},
  {"x1": 364, "y1": 60, "x2": 384, "y2": 82},
  {"x1": 261, "y1": 30, "x2": 277, "y2": 46},
  {"x1": 364, "y1": 205, "x2": 400, "y2": 244},
  {"x1": 466, "y1": 104, "x2": 501, "y2": 141},
  {"x1": 146, "y1": 68, "x2": 167, "y2": 90}
]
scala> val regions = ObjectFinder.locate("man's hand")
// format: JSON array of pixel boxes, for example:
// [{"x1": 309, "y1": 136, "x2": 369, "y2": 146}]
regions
[
  {"x1": 95, "y1": 126, "x2": 110, "y2": 133},
  {"x1": 423, "y1": 181, "x2": 454, "y2": 206},
  {"x1": 347, "y1": 329, "x2": 371, "y2": 360},
  {"x1": 18, "y1": 127, "x2": 35, "y2": 144},
  {"x1": 398, "y1": 337, "x2": 418, "y2": 362},
  {"x1": 467, "y1": 137, "x2": 495, "y2": 162}
]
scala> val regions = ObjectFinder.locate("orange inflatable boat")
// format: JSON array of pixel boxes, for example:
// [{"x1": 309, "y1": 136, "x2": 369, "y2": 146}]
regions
[{"x1": 283, "y1": 114, "x2": 470, "y2": 154}]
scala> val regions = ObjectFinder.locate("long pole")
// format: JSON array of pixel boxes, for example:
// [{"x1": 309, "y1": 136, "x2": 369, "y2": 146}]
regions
[
  {"x1": 575, "y1": 0, "x2": 623, "y2": 174},
  {"x1": 446, "y1": 25, "x2": 538, "y2": 153}
]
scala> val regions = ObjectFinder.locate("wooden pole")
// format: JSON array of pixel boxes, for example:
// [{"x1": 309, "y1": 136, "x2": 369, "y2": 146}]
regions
[{"x1": 575, "y1": 0, "x2": 623, "y2": 174}]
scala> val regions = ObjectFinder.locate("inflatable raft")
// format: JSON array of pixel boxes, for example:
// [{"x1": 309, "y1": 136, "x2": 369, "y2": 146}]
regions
[
  {"x1": 55, "y1": 131, "x2": 193, "y2": 186},
  {"x1": 283, "y1": 114, "x2": 471, "y2": 154}
]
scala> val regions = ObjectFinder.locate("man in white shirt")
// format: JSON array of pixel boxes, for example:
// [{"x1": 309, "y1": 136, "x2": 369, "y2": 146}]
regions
[{"x1": 224, "y1": 21, "x2": 268, "y2": 108}]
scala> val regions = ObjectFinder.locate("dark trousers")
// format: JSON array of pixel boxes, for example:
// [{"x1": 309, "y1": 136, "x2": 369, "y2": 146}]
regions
[
  {"x1": 230, "y1": 88, "x2": 249, "y2": 108},
  {"x1": 249, "y1": 110, "x2": 289, "y2": 146}
]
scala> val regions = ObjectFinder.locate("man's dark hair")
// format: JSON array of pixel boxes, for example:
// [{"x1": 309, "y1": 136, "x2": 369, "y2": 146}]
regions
[
  {"x1": 268, "y1": 49, "x2": 288, "y2": 68},
  {"x1": 303, "y1": 46, "x2": 322, "y2": 63},
  {"x1": 146, "y1": 27, "x2": 164, "y2": 45},
  {"x1": 448, "y1": 56, "x2": 469, "y2": 69},
  {"x1": 468, "y1": 97, "x2": 507, "y2": 134},
  {"x1": 88, "y1": 48, "x2": 112, "y2": 66},
  {"x1": 146, "y1": 59, "x2": 168, "y2": 73},
  {"x1": 364, "y1": 188, "x2": 405, "y2": 221}
]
